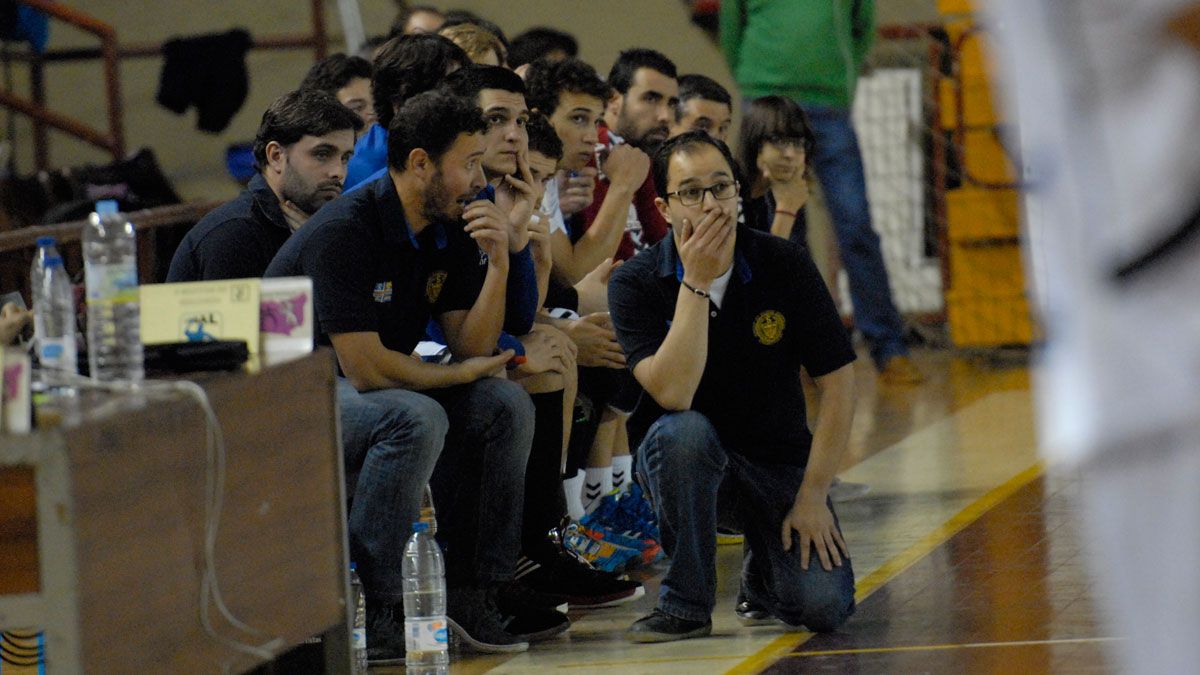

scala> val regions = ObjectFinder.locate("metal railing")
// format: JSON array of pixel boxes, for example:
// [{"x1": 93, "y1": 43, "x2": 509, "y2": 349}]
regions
[{"x1": 0, "y1": 0, "x2": 328, "y2": 170}]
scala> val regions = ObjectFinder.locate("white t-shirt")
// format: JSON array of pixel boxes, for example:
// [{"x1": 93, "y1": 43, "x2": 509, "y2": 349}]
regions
[
  {"x1": 708, "y1": 266, "x2": 734, "y2": 310},
  {"x1": 541, "y1": 176, "x2": 569, "y2": 236}
]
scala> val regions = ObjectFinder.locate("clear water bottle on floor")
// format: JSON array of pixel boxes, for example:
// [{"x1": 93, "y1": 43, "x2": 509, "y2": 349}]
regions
[
  {"x1": 349, "y1": 562, "x2": 368, "y2": 674},
  {"x1": 403, "y1": 522, "x2": 448, "y2": 674},
  {"x1": 83, "y1": 200, "x2": 143, "y2": 382},
  {"x1": 31, "y1": 248, "x2": 78, "y2": 382}
]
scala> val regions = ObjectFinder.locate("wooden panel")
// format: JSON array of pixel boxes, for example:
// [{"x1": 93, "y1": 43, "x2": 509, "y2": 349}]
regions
[
  {"x1": 947, "y1": 291, "x2": 1038, "y2": 347},
  {"x1": 939, "y1": 76, "x2": 1001, "y2": 130},
  {"x1": 0, "y1": 466, "x2": 38, "y2": 595},
  {"x1": 62, "y1": 350, "x2": 344, "y2": 672},
  {"x1": 961, "y1": 128, "x2": 1017, "y2": 186},
  {"x1": 949, "y1": 242, "x2": 1026, "y2": 296},
  {"x1": 946, "y1": 188, "x2": 1021, "y2": 242}
]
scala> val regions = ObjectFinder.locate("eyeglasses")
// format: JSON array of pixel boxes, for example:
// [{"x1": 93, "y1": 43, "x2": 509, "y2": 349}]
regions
[
  {"x1": 763, "y1": 134, "x2": 813, "y2": 153},
  {"x1": 665, "y1": 180, "x2": 739, "y2": 206}
]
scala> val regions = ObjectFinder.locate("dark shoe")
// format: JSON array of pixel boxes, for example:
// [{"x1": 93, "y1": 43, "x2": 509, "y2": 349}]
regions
[
  {"x1": 446, "y1": 587, "x2": 529, "y2": 654},
  {"x1": 734, "y1": 595, "x2": 776, "y2": 627},
  {"x1": 364, "y1": 602, "x2": 406, "y2": 666},
  {"x1": 495, "y1": 586, "x2": 571, "y2": 641},
  {"x1": 516, "y1": 552, "x2": 644, "y2": 609},
  {"x1": 626, "y1": 608, "x2": 712, "y2": 643}
]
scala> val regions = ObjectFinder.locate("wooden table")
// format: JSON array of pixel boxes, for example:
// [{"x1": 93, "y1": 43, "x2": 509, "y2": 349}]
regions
[{"x1": 0, "y1": 350, "x2": 350, "y2": 674}]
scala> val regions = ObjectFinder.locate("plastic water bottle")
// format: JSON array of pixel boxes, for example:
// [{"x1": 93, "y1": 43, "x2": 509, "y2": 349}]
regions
[
  {"x1": 349, "y1": 562, "x2": 368, "y2": 674},
  {"x1": 31, "y1": 248, "x2": 78, "y2": 381},
  {"x1": 30, "y1": 235, "x2": 61, "y2": 310},
  {"x1": 403, "y1": 522, "x2": 448, "y2": 674},
  {"x1": 83, "y1": 200, "x2": 143, "y2": 382}
]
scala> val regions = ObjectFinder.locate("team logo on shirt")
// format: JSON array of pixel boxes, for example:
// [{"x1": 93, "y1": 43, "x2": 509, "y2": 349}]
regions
[
  {"x1": 373, "y1": 281, "x2": 393, "y2": 303},
  {"x1": 753, "y1": 310, "x2": 786, "y2": 346},
  {"x1": 425, "y1": 271, "x2": 448, "y2": 304}
]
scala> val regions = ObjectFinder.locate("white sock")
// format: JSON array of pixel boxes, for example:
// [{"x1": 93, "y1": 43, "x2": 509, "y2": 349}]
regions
[
  {"x1": 612, "y1": 455, "x2": 634, "y2": 493},
  {"x1": 583, "y1": 466, "x2": 612, "y2": 514},
  {"x1": 564, "y1": 470, "x2": 586, "y2": 521}
]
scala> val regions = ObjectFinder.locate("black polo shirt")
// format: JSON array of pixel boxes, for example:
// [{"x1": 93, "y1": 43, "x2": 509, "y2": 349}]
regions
[
  {"x1": 609, "y1": 226, "x2": 856, "y2": 466},
  {"x1": 264, "y1": 173, "x2": 482, "y2": 357},
  {"x1": 167, "y1": 173, "x2": 293, "y2": 282}
]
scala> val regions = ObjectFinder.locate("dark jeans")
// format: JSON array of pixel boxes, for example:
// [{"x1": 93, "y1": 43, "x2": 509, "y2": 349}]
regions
[
  {"x1": 639, "y1": 411, "x2": 855, "y2": 631},
  {"x1": 803, "y1": 104, "x2": 909, "y2": 368},
  {"x1": 425, "y1": 377, "x2": 534, "y2": 588},
  {"x1": 339, "y1": 376, "x2": 533, "y2": 601}
]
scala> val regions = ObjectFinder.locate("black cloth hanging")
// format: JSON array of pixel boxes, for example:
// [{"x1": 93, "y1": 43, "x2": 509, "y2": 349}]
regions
[{"x1": 156, "y1": 29, "x2": 252, "y2": 133}]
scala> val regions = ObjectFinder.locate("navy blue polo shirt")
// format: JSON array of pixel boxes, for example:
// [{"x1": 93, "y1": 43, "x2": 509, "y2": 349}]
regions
[
  {"x1": 264, "y1": 172, "x2": 483, "y2": 358},
  {"x1": 166, "y1": 173, "x2": 291, "y2": 282},
  {"x1": 608, "y1": 226, "x2": 856, "y2": 466}
]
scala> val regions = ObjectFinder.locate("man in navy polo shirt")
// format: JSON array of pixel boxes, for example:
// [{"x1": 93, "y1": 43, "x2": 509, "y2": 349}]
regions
[
  {"x1": 609, "y1": 132, "x2": 858, "y2": 642},
  {"x1": 166, "y1": 89, "x2": 361, "y2": 282},
  {"x1": 266, "y1": 91, "x2": 558, "y2": 662}
]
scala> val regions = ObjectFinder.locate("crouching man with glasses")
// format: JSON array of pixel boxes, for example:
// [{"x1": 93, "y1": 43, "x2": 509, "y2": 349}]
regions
[{"x1": 608, "y1": 132, "x2": 858, "y2": 642}]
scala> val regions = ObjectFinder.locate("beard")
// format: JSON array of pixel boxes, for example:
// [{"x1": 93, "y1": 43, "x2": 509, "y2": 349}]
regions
[
  {"x1": 280, "y1": 167, "x2": 340, "y2": 216},
  {"x1": 616, "y1": 107, "x2": 668, "y2": 153},
  {"x1": 421, "y1": 169, "x2": 466, "y2": 228}
]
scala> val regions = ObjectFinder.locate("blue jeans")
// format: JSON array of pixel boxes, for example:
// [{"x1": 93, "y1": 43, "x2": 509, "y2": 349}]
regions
[
  {"x1": 424, "y1": 377, "x2": 535, "y2": 588},
  {"x1": 803, "y1": 104, "x2": 909, "y2": 367},
  {"x1": 639, "y1": 411, "x2": 855, "y2": 631},
  {"x1": 338, "y1": 376, "x2": 533, "y2": 600}
]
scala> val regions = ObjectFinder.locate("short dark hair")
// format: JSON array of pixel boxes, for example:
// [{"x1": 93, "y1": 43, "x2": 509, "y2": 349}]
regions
[
  {"x1": 675, "y1": 73, "x2": 732, "y2": 121},
  {"x1": 372, "y1": 33, "x2": 470, "y2": 129},
  {"x1": 387, "y1": 90, "x2": 487, "y2": 171},
  {"x1": 652, "y1": 131, "x2": 740, "y2": 199},
  {"x1": 508, "y1": 27, "x2": 579, "y2": 69},
  {"x1": 524, "y1": 57, "x2": 611, "y2": 116},
  {"x1": 252, "y1": 89, "x2": 364, "y2": 169},
  {"x1": 526, "y1": 112, "x2": 563, "y2": 160},
  {"x1": 737, "y1": 95, "x2": 815, "y2": 183},
  {"x1": 608, "y1": 48, "x2": 677, "y2": 95},
  {"x1": 299, "y1": 53, "x2": 373, "y2": 96},
  {"x1": 441, "y1": 64, "x2": 526, "y2": 101}
]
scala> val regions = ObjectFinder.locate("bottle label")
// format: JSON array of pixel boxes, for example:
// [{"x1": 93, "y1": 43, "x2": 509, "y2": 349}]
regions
[
  {"x1": 84, "y1": 262, "x2": 138, "y2": 304},
  {"x1": 38, "y1": 337, "x2": 76, "y2": 369},
  {"x1": 404, "y1": 618, "x2": 448, "y2": 653},
  {"x1": 351, "y1": 627, "x2": 366, "y2": 650}
]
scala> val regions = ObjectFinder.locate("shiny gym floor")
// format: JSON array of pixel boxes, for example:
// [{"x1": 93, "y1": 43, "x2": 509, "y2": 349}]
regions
[{"x1": 412, "y1": 347, "x2": 1115, "y2": 675}]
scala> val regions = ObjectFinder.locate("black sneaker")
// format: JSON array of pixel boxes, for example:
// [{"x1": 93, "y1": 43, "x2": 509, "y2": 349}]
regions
[
  {"x1": 446, "y1": 587, "x2": 530, "y2": 654},
  {"x1": 364, "y1": 602, "x2": 406, "y2": 666},
  {"x1": 495, "y1": 585, "x2": 571, "y2": 641},
  {"x1": 515, "y1": 552, "x2": 645, "y2": 609},
  {"x1": 734, "y1": 592, "x2": 776, "y2": 627},
  {"x1": 626, "y1": 608, "x2": 712, "y2": 643}
]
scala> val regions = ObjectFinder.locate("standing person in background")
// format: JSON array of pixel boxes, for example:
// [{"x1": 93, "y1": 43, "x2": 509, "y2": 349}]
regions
[{"x1": 721, "y1": 0, "x2": 922, "y2": 384}]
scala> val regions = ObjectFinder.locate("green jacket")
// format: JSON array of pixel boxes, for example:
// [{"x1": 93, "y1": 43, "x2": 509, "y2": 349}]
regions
[{"x1": 720, "y1": 0, "x2": 875, "y2": 108}]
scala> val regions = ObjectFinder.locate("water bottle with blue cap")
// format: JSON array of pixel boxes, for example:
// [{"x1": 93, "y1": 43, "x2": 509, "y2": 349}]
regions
[{"x1": 83, "y1": 199, "x2": 143, "y2": 382}]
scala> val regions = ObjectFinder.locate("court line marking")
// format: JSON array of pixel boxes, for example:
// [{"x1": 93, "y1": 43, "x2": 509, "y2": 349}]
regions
[
  {"x1": 781, "y1": 636, "x2": 1121, "y2": 658},
  {"x1": 725, "y1": 461, "x2": 1045, "y2": 674},
  {"x1": 541, "y1": 461, "x2": 1048, "y2": 672}
]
